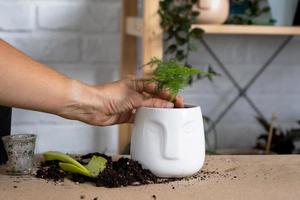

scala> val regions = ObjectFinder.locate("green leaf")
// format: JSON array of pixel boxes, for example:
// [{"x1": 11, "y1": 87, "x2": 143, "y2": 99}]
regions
[
  {"x1": 176, "y1": 50, "x2": 185, "y2": 61},
  {"x1": 175, "y1": 35, "x2": 187, "y2": 46},
  {"x1": 165, "y1": 44, "x2": 177, "y2": 54},
  {"x1": 43, "y1": 151, "x2": 87, "y2": 172},
  {"x1": 191, "y1": 11, "x2": 200, "y2": 17},
  {"x1": 85, "y1": 156, "x2": 107, "y2": 177},
  {"x1": 190, "y1": 28, "x2": 204, "y2": 39},
  {"x1": 59, "y1": 163, "x2": 92, "y2": 177},
  {"x1": 164, "y1": 30, "x2": 175, "y2": 41}
]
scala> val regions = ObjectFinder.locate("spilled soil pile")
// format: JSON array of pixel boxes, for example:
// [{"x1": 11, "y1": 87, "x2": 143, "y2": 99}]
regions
[
  {"x1": 36, "y1": 153, "x2": 233, "y2": 188},
  {"x1": 36, "y1": 153, "x2": 159, "y2": 188}
]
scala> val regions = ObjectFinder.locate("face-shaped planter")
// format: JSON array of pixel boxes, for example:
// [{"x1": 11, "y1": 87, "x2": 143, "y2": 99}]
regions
[{"x1": 130, "y1": 105, "x2": 205, "y2": 177}]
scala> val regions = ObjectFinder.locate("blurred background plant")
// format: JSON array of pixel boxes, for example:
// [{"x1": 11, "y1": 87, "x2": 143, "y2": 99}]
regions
[
  {"x1": 255, "y1": 116, "x2": 300, "y2": 154},
  {"x1": 227, "y1": 0, "x2": 275, "y2": 25}
]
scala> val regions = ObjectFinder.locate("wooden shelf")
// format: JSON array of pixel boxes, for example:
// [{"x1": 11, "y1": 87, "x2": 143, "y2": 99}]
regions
[
  {"x1": 193, "y1": 25, "x2": 300, "y2": 35},
  {"x1": 126, "y1": 18, "x2": 300, "y2": 36}
]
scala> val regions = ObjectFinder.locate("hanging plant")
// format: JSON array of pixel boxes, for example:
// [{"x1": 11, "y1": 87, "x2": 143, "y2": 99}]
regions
[
  {"x1": 158, "y1": 0, "x2": 203, "y2": 64},
  {"x1": 158, "y1": 0, "x2": 218, "y2": 83}
]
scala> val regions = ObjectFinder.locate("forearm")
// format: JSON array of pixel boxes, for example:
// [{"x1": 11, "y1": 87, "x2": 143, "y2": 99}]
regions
[
  {"x1": 0, "y1": 39, "x2": 180, "y2": 126},
  {"x1": 0, "y1": 39, "x2": 83, "y2": 115}
]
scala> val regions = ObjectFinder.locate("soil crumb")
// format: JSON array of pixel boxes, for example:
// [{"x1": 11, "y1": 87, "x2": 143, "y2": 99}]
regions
[
  {"x1": 36, "y1": 160, "x2": 65, "y2": 183},
  {"x1": 36, "y1": 153, "x2": 233, "y2": 188}
]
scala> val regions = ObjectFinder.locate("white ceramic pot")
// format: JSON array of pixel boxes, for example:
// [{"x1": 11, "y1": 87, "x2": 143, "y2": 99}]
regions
[
  {"x1": 194, "y1": 0, "x2": 230, "y2": 24},
  {"x1": 130, "y1": 105, "x2": 205, "y2": 178}
]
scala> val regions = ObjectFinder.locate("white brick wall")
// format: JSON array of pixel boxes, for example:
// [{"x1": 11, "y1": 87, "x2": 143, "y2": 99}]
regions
[
  {"x1": 0, "y1": 3, "x2": 34, "y2": 31},
  {"x1": 0, "y1": 0, "x2": 299, "y2": 153},
  {"x1": 5, "y1": 36, "x2": 81, "y2": 62},
  {"x1": 82, "y1": 35, "x2": 120, "y2": 63},
  {"x1": 0, "y1": 0, "x2": 121, "y2": 154},
  {"x1": 38, "y1": 1, "x2": 120, "y2": 33}
]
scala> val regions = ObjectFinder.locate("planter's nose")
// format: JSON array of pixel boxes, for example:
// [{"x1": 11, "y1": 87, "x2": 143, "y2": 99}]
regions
[{"x1": 163, "y1": 131, "x2": 180, "y2": 160}]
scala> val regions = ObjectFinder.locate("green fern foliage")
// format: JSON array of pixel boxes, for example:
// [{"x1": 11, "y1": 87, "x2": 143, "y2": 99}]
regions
[{"x1": 146, "y1": 57, "x2": 213, "y2": 100}]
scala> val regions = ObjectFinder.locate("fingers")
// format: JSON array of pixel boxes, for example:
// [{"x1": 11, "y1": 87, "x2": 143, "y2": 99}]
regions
[
  {"x1": 127, "y1": 79, "x2": 154, "y2": 93},
  {"x1": 125, "y1": 78, "x2": 184, "y2": 108},
  {"x1": 142, "y1": 98, "x2": 174, "y2": 108},
  {"x1": 174, "y1": 95, "x2": 184, "y2": 108},
  {"x1": 127, "y1": 79, "x2": 174, "y2": 101}
]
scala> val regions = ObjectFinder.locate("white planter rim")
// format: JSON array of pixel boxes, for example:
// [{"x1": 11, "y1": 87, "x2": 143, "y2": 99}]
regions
[{"x1": 138, "y1": 104, "x2": 199, "y2": 111}]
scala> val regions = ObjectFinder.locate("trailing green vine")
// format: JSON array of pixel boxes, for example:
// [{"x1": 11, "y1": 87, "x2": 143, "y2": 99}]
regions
[
  {"x1": 158, "y1": 0, "x2": 218, "y2": 83},
  {"x1": 158, "y1": 0, "x2": 203, "y2": 64}
]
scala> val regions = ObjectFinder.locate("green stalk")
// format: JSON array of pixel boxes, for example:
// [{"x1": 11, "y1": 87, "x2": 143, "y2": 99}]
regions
[
  {"x1": 43, "y1": 151, "x2": 87, "y2": 172},
  {"x1": 43, "y1": 151, "x2": 107, "y2": 178}
]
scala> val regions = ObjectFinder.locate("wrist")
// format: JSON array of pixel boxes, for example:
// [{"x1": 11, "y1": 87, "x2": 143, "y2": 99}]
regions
[{"x1": 57, "y1": 79, "x2": 94, "y2": 120}]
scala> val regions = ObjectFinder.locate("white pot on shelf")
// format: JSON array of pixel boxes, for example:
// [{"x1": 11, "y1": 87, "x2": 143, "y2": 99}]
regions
[
  {"x1": 194, "y1": 0, "x2": 230, "y2": 24},
  {"x1": 130, "y1": 105, "x2": 205, "y2": 178},
  {"x1": 268, "y1": 0, "x2": 299, "y2": 26}
]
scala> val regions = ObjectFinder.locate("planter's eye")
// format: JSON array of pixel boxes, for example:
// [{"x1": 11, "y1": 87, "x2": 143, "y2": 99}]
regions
[
  {"x1": 145, "y1": 121, "x2": 164, "y2": 135},
  {"x1": 183, "y1": 121, "x2": 197, "y2": 134}
]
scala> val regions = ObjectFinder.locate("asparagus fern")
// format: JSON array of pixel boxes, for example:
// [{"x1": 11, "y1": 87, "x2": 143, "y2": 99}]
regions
[{"x1": 146, "y1": 57, "x2": 215, "y2": 100}]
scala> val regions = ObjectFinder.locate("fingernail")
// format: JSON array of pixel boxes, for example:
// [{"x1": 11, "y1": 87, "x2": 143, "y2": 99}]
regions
[{"x1": 166, "y1": 102, "x2": 174, "y2": 108}]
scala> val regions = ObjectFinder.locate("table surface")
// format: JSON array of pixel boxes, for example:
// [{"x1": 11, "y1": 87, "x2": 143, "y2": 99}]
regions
[{"x1": 0, "y1": 155, "x2": 300, "y2": 200}]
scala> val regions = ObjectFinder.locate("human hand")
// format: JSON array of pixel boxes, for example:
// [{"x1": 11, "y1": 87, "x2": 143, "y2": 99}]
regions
[{"x1": 59, "y1": 79, "x2": 184, "y2": 126}]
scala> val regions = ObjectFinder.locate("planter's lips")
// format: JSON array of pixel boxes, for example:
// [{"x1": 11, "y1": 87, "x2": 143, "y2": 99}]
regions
[{"x1": 140, "y1": 104, "x2": 200, "y2": 110}]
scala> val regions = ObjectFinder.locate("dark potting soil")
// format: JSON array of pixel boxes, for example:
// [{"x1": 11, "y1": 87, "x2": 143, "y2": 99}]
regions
[
  {"x1": 36, "y1": 160, "x2": 66, "y2": 183},
  {"x1": 36, "y1": 153, "x2": 234, "y2": 188},
  {"x1": 36, "y1": 153, "x2": 159, "y2": 188}
]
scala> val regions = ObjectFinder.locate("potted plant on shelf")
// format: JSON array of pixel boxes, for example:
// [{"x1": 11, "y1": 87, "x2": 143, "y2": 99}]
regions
[
  {"x1": 226, "y1": 0, "x2": 275, "y2": 25},
  {"x1": 130, "y1": 58, "x2": 214, "y2": 177},
  {"x1": 194, "y1": 0, "x2": 230, "y2": 24}
]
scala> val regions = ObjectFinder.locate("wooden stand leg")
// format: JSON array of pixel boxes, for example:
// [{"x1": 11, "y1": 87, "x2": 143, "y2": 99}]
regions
[
  {"x1": 118, "y1": 0, "x2": 163, "y2": 154},
  {"x1": 119, "y1": 0, "x2": 138, "y2": 154},
  {"x1": 143, "y1": 0, "x2": 163, "y2": 75}
]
